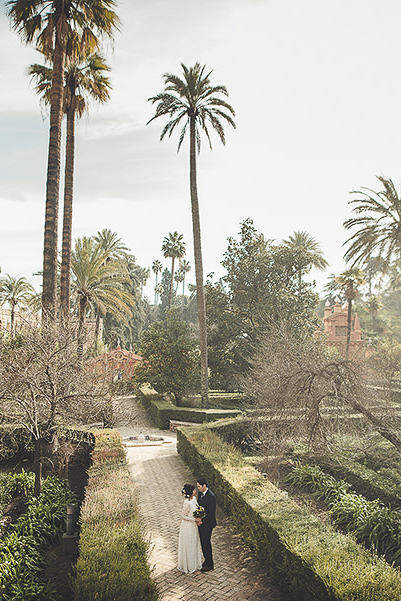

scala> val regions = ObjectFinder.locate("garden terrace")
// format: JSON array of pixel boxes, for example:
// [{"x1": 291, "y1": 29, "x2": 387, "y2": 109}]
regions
[{"x1": 177, "y1": 424, "x2": 401, "y2": 601}]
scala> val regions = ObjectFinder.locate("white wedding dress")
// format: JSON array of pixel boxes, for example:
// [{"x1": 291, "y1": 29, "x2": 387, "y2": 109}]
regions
[{"x1": 177, "y1": 496, "x2": 202, "y2": 573}]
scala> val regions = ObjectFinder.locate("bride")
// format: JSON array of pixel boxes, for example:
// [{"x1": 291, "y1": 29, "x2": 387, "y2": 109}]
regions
[{"x1": 177, "y1": 483, "x2": 202, "y2": 573}]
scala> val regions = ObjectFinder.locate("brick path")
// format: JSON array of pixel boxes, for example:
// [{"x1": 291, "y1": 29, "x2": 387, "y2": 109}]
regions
[{"x1": 116, "y1": 397, "x2": 284, "y2": 601}]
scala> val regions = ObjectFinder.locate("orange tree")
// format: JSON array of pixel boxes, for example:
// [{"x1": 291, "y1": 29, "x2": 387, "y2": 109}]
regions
[{"x1": 134, "y1": 309, "x2": 200, "y2": 406}]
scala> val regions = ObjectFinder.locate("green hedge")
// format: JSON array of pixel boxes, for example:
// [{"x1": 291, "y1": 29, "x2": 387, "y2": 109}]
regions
[
  {"x1": 137, "y1": 390, "x2": 241, "y2": 429},
  {"x1": 73, "y1": 430, "x2": 157, "y2": 601},
  {"x1": 206, "y1": 416, "x2": 401, "y2": 507},
  {"x1": 177, "y1": 426, "x2": 401, "y2": 601}
]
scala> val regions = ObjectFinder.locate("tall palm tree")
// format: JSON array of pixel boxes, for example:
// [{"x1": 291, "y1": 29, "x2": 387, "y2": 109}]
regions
[
  {"x1": 152, "y1": 260, "x2": 163, "y2": 305},
  {"x1": 283, "y1": 230, "x2": 328, "y2": 290},
  {"x1": 161, "y1": 231, "x2": 186, "y2": 309},
  {"x1": 335, "y1": 268, "x2": 365, "y2": 359},
  {"x1": 148, "y1": 62, "x2": 236, "y2": 406},
  {"x1": 179, "y1": 259, "x2": 191, "y2": 295},
  {"x1": 29, "y1": 53, "x2": 112, "y2": 316},
  {"x1": 71, "y1": 237, "x2": 132, "y2": 357},
  {"x1": 138, "y1": 267, "x2": 150, "y2": 298},
  {"x1": 7, "y1": 0, "x2": 120, "y2": 319},
  {"x1": 344, "y1": 176, "x2": 401, "y2": 270},
  {"x1": 0, "y1": 275, "x2": 35, "y2": 336}
]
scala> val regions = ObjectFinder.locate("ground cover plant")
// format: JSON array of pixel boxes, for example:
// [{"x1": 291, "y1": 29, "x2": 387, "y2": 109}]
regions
[
  {"x1": 73, "y1": 429, "x2": 157, "y2": 601},
  {"x1": 177, "y1": 425, "x2": 401, "y2": 601},
  {"x1": 0, "y1": 473, "x2": 75, "y2": 601},
  {"x1": 286, "y1": 463, "x2": 401, "y2": 565}
]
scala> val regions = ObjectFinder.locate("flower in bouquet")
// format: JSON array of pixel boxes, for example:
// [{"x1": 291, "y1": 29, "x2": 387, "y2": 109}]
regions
[{"x1": 193, "y1": 505, "x2": 206, "y2": 519}]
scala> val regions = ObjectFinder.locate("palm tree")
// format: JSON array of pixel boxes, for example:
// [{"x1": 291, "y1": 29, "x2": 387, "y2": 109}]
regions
[
  {"x1": 148, "y1": 62, "x2": 236, "y2": 406},
  {"x1": 344, "y1": 176, "x2": 401, "y2": 270},
  {"x1": 161, "y1": 232, "x2": 186, "y2": 309},
  {"x1": 283, "y1": 231, "x2": 328, "y2": 290},
  {"x1": 93, "y1": 228, "x2": 129, "y2": 261},
  {"x1": 0, "y1": 275, "x2": 35, "y2": 336},
  {"x1": 7, "y1": 0, "x2": 120, "y2": 319},
  {"x1": 71, "y1": 237, "x2": 133, "y2": 358},
  {"x1": 179, "y1": 259, "x2": 191, "y2": 295},
  {"x1": 365, "y1": 295, "x2": 383, "y2": 331},
  {"x1": 138, "y1": 267, "x2": 150, "y2": 298},
  {"x1": 152, "y1": 260, "x2": 163, "y2": 305},
  {"x1": 174, "y1": 269, "x2": 184, "y2": 293},
  {"x1": 335, "y1": 268, "x2": 365, "y2": 359},
  {"x1": 29, "y1": 53, "x2": 112, "y2": 316}
]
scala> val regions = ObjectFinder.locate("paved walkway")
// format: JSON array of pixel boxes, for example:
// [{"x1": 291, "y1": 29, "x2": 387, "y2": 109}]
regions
[{"x1": 116, "y1": 397, "x2": 284, "y2": 601}]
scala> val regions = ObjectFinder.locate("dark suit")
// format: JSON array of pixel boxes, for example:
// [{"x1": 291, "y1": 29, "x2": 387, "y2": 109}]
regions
[{"x1": 197, "y1": 488, "x2": 217, "y2": 568}]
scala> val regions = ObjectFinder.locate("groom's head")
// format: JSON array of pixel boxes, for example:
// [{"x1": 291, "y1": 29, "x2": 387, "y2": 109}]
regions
[{"x1": 197, "y1": 477, "x2": 208, "y2": 493}]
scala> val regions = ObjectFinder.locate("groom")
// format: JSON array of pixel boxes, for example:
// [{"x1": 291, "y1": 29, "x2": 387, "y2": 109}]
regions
[{"x1": 195, "y1": 477, "x2": 217, "y2": 572}]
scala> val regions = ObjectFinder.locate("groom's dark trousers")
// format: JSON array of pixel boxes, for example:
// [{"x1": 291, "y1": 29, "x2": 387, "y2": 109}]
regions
[{"x1": 197, "y1": 488, "x2": 217, "y2": 568}]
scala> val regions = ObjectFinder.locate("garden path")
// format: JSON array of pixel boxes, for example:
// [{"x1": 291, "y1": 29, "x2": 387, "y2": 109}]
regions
[{"x1": 116, "y1": 396, "x2": 284, "y2": 601}]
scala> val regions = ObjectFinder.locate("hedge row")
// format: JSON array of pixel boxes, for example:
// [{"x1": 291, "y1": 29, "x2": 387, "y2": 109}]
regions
[
  {"x1": 177, "y1": 425, "x2": 401, "y2": 601},
  {"x1": 300, "y1": 455, "x2": 401, "y2": 509},
  {"x1": 206, "y1": 416, "x2": 401, "y2": 508},
  {"x1": 137, "y1": 390, "x2": 241, "y2": 429},
  {"x1": 73, "y1": 430, "x2": 158, "y2": 601}
]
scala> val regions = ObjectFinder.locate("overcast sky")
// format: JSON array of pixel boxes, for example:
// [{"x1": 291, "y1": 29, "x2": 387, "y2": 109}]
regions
[{"x1": 1, "y1": 0, "x2": 401, "y2": 299}]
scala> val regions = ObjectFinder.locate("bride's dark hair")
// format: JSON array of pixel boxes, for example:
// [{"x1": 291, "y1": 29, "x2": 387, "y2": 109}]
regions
[{"x1": 181, "y1": 483, "x2": 195, "y2": 498}]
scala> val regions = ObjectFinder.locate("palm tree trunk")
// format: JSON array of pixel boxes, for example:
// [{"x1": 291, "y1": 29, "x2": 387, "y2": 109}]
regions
[
  {"x1": 10, "y1": 302, "x2": 15, "y2": 338},
  {"x1": 154, "y1": 273, "x2": 158, "y2": 305},
  {"x1": 77, "y1": 298, "x2": 87, "y2": 360},
  {"x1": 189, "y1": 118, "x2": 209, "y2": 407},
  {"x1": 169, "y1": 258, "x2": 175, "y2": 309},
  {"x1": 60, "y1": 107, "x2": 75, "y2": 317},
  {"x1": 42, "y1": 22, "x2": 67, "y2": 320},
  {"x1": 95, "y1": 308, "x2": 101, "y2": 346}
]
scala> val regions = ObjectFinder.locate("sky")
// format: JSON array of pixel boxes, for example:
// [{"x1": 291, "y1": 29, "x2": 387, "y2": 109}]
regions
[{"x1": 1, "y1": 0, "x2": 401, "y2": 300}]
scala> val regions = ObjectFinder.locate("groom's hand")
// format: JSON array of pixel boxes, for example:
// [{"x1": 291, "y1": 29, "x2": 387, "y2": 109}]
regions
[{"x1": 195, "y1": 518, "x2": 202, "y2": 525}]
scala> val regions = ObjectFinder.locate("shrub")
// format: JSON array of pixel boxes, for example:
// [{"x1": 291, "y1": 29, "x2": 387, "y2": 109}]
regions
[
  {"x1": 134, "y1": 309, "x2": 200, "y2": 405},
  {"x1": 0, "y1": 475, "x2": 75, "y2": 601},
  {"x1": 177, "y1": 426, "x2": 401, "y2": 601},
  {"x1": 73, "y1": 429, "x2": 157, "y2": 601},
  {"x1": 286, "y1": 463, "x2": 401, "y2": 565},
  {"x1": 137, "y1": 389, "x2": 241, "y2": 429}
]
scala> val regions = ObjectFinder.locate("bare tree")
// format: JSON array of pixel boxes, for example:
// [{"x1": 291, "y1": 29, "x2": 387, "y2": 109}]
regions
[
  {"x1": 0, "y1": 318, "x2": 113, "y2": 495},
  {"x1": 240, "y1": 325, "x2": 401, "y2": 454}
]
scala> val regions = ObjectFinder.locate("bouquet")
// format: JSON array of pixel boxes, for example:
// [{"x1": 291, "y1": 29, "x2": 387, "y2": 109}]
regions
[{"x1": 193, "y1": 505, "x2": 206, "y2": 519}]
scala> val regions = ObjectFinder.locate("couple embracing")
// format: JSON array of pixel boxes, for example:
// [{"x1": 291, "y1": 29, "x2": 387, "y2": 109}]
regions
[{"x1": 178, "y1": 477, "x2": 217, "y2": 574}]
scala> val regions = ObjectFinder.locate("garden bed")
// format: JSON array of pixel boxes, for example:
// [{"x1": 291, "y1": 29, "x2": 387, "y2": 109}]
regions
[
  {"x1": 177, "y1": 425, "x2": 401, "y2": 601},
  {"x1": 72, "y1": 429, "x2": 158, "y2": 601}
]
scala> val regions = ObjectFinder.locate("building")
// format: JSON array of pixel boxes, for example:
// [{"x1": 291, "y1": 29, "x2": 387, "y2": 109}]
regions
[
  {"x1": 322, "y1": 300, "x2": 364, "y2": 358},
  {"x1": 90, "y1": 346, "x2": 143, "y2": 381}
]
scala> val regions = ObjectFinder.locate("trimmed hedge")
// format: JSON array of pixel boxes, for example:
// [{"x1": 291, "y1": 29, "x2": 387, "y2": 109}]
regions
[
  {"x1": 206, "y1": 416, "x2": 401, "y2": 508},
  {"x1": 177, "y1": 426, "x2": 401, "y2": 601},
  {"x1": 73, "y1": 430, "x2": 157, "y2": 601},
  {"x1": 137, "y1": 390, "x2": 241, "y2": 429}
]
